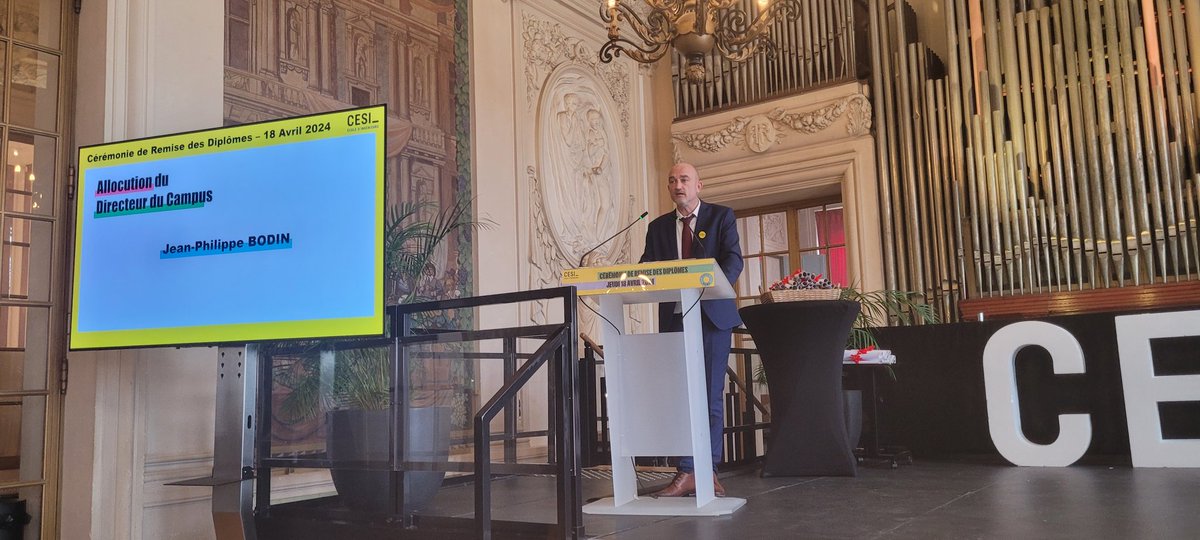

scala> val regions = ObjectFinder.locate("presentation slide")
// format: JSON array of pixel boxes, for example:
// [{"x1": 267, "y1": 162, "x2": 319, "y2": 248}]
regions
[{"x1": 70, "y1": 105, "x2": 385, "y2": 350}]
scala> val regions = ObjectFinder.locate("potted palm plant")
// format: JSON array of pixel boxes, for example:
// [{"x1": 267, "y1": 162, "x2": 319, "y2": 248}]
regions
[{"x1": 275, "y1": 196, "x2": 486, "y2": 515}]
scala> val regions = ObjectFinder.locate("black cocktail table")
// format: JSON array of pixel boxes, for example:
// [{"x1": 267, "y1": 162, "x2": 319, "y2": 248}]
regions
[{"x1": 740, "y1": 300, "x2": 860, "y2": 476}]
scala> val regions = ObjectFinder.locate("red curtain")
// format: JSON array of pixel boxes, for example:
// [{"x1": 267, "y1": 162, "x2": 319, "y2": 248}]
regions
[{"x1": 816, "y1": 208, "x2": 846, "y2": 285}]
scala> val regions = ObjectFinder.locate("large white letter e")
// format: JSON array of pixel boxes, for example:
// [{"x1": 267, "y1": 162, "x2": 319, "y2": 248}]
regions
[{"x1": 1115, "y1": 310, "x2": 1200, "y2": 468}]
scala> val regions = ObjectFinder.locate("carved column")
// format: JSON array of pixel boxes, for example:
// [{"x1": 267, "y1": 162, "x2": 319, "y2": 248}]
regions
[
  {"x1": 394, "y1": 31, "x2": 408, "y2": 118},
  {"x1": 307, "y1": 1, "x2": 321, "y2": 87},
  {"x1": 319, "y1": 1, "x2": 335, "y2": 92}
]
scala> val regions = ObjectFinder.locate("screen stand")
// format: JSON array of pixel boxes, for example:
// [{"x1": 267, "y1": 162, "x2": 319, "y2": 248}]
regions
[{"x1": 167, "y1": 346, "x2": 258, "y2": 540}]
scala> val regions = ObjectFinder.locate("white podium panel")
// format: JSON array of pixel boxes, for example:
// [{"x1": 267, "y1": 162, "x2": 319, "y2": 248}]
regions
[
  {"x1": 566, "y1": 260, "x2": 745, "y2": 517},
  {"x1": 614, "y1": 332, "x2": 692, "y2": 456}
]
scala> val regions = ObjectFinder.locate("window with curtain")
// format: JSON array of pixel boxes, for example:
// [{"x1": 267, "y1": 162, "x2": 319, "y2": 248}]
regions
[{"x1": 734, "y1": 199, "x2": 846, "y2": 311}]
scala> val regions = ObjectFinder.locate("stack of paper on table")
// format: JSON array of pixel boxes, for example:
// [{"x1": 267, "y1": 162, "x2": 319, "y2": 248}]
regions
[{"x1": 842, "y1": 349, "x2": 896, "y2": 365}]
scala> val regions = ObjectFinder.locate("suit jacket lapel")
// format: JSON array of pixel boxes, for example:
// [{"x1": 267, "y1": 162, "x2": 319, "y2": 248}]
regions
[
  {"x1": 694, "y1": 201, "x2": 710, "y2": 238},
  {"x1": 692, "y1": 201, "x2": 711, "y2": 257}
]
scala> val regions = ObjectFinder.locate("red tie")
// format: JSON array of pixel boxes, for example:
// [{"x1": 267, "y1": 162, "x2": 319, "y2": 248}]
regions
[{"x1": 681, "y1": 215, "x2": 694, "y2": 259}]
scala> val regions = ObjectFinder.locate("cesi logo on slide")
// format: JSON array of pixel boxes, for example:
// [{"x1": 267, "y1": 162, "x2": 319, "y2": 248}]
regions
[{"x1": 347, "y1": 111, "x2": 375, "y2": 126}]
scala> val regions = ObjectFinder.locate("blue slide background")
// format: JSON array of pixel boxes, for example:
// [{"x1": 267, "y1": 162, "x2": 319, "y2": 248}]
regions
[{"x1": 75, "y1": 133, "x2": 378, "y2": 332}]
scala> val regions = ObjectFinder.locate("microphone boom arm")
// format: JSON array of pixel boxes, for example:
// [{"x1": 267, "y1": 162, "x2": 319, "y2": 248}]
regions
[{"x1": 578, "y1": 211, "x2": 649, "y2": 267}]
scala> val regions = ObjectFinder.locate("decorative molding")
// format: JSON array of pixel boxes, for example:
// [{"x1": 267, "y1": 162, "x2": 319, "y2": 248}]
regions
[
  {"x1": 770, "y1": 93, "x2": 872, "y2": 137},
  {"x1": 528, "y1": 165, "x2": 558, "y2": 326},
  {"x1": 674, "y1": 116, "x2": 754, "y2": 154},
  {"x1": 845, "y1": 94, "x2": 872, "y2": 136},
  {"x1": 411, "y1": 124, "x2": 446, "y2": 152},
  {"x1": 521, "y1": 13, "x2": 631, "y2": 133},
  {"x1": 672, "y1": 93, "x2": 873, "y2": 156},
  {"x1": 744, "y1": 116, "x2": 779, "y2": 153},
  {"x1": 527, "y1": 165, "x2": 635, "y2": 331}
]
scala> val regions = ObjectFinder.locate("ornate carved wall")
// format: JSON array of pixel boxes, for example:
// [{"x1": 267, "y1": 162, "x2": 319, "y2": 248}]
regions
[{"x1": 515, "y1": 4, "x2": 653, "y2": 339}]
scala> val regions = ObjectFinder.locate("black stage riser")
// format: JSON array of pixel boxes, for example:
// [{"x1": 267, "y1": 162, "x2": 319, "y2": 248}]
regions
[{"x1": 873, "y1": 308, "x2": 1200, "y2": 459}]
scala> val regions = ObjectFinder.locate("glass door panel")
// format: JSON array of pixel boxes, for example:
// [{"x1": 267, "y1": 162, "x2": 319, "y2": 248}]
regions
[
  {"x1": 0, "y1": 484, "x2": 41, "y2": 539},
  {"x1": 0, "y1": 1, "x2": 70, "y2": 537},
  {"x1": 743, "y1": 256, "x2": 762, "y2": 296},
  {"x1": 0, "y1": 394, "x2": 45, "y2": 483},
  {"x1": 763, "y1": 253, "x2": 788, "y2": 288},
  {"x1": 735, "y1": 200, "x2": 846, "y2": 304},
  {"x1": 742, "y1": 214, "x2": 760, "y2": 254},
  {"x1": 761, "y1": 212, "x2": 787, "y2": 252},
  {"x1": 12, "y1": 0, "x2": 62, "y2": 48},
  {"x1": 2, "y1": 217, "x2": 52, "y2": 301},
  {"x1": 5, "y1": 130, "x2": 55, "y2": 216},
  {"x1": 7, "y1": 45, "x2": 57, "y2": 131},
  {"x1": 0, "y1": 306, "x2": 48, "y2": 391}
]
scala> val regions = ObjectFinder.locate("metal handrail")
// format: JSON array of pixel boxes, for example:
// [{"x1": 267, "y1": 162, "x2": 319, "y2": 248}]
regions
[
  {"x1": 473, "y1": 325, "x2": 571, "y2": 539},
  {"x1": 255, "y1": 286, "x2": 582, "y2": 540},
  {"x1": 394, "y1": 286, "x2": 581, "y2": 540}
]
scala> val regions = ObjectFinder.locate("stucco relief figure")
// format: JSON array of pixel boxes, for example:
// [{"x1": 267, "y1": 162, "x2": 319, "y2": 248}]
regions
[
  {"x1": 286, "y1": 6, "x2": 302, "y2": 60},
  {"x1": 411, "y1": 167, "x2": 437, "y2": 221},
  {"x1": 414, "y1": 57, "x2": 427, "y2": 105},
  {"x1": 583, "y1": 109, "x2": 612, "y2": 229},
  {"x1": 557, "y1": 94, "x2": 586, "y2": 168},
  {"x1": 543, "y1": 88, "x2": 619, "y2": 261},
  {"x1": 355, "y1": 35, "x2": 369, "y2": 78}
]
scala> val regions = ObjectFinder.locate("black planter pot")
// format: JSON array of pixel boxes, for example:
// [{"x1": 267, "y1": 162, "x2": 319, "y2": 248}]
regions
[
  {"x1": 0, "y1": 495, "x2": 30, "y2": 540},
  {"x1": 326, "y1": 407, "x2": 452, "y2": 515}
]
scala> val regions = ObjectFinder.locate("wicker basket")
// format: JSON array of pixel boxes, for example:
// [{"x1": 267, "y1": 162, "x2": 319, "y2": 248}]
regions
[{"x1": 760, "y1": 288, "x2": 842, "y2": 303}]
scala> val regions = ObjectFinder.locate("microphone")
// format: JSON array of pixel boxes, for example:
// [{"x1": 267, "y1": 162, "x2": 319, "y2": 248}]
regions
[{"x1": 578, "y1": 211, "x2": 649, "y2": 267}]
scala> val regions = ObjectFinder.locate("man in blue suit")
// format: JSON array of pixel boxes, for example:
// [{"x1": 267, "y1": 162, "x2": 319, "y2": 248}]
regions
[{"x1": 639, "y1": 162, "x2": 743, "y2": 497}]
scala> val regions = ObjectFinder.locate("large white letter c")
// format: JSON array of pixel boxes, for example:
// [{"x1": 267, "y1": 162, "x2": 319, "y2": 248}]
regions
[{"x1": 982, "y1": 321, "x2": 1091, "y2": 466}]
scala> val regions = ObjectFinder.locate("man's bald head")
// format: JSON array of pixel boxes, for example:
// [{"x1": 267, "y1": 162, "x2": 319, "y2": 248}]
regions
[{"x1": 668, "y1": 162, "x2": 702, "y2": 213}]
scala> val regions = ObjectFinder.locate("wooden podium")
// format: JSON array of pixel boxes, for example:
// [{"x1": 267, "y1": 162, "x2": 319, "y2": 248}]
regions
[{"x1": 563, "y1": 259, "x2": 746, "y2": 516}]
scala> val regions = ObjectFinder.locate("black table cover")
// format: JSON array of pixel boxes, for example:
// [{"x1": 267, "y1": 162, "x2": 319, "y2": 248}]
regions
[{"x1": 740, "y1": 300, "x2": 860, "y2": 477}]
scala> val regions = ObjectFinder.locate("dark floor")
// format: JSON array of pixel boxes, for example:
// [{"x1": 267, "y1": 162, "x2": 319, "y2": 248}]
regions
[{"x1": 416, "y1": 458, "x2": 1200, "y2": 539}]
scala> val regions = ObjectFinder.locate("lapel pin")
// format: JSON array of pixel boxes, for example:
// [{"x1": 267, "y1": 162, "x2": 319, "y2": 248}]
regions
[{"x1": 698, "y1": 231, "x2": 707, "y2": 239}]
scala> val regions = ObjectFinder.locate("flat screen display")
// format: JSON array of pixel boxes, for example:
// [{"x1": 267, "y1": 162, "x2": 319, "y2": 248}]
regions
[{"x1": 70, "y1": 105, "x2": 386, "y2": 350}]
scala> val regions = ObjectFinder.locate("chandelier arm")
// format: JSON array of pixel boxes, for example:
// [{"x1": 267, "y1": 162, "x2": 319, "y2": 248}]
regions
[
  {"x1": 599, "y1": 37, "x2": 672, "y2": 64},
  {"x1": 600, "y1": 2, "x2": 615, "y2": 23},
  {"x1": 705, "y1": 0, "x2": 741, "y2": 9},
  {"x1": 636, "y1": 0, "x2": 689, "y2": 25},
  {"x1": 643, "y1": 0, "x2": 683, "y2": 12},
  {"x1": 714, "y1": 0, "x2": 800, "y2": 48},
  {"x1": 616, "y1": 3, "x2": 676, "y2": 48}
]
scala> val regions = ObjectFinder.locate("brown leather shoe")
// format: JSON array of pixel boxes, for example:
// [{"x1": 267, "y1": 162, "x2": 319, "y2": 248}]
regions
[
  {"x1": 713, "y1": 474, "x2": 726, "y2": 497},
  {"x1": 652, "y1": 472, "x2": 696, "y2": 497}
]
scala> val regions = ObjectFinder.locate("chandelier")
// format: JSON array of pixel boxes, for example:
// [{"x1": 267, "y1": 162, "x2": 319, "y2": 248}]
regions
[{"x1": 599, "y1": 0, "x2": 801, "y2": 84}]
